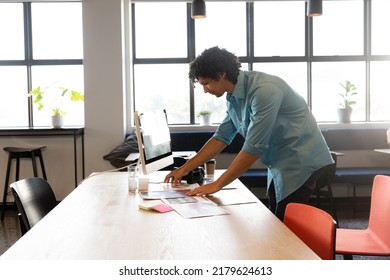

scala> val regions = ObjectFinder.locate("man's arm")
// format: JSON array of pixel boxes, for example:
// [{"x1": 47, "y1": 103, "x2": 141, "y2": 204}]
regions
[
  {"x1": 187, "y1": 150, "x2": 259, "y2": 196},
  {"x1": 164, "y1": 137, "x2": 227, "y2": 184}
]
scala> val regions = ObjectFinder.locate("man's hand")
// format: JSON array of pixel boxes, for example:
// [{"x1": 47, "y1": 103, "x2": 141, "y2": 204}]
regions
[
  {"x1": 186, "y1": 181, "x2": 222, "y2": 196},
  {"x1": 164, "y1": 167, "x2": 189, "y2": 186}
]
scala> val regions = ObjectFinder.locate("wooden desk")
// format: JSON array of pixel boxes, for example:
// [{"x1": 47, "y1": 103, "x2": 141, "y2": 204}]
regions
[
  {"x1": 374, "y1": 149, "x2": 390, "y2": 167},
  {"x1": 374, "y1": 148, "x2": 390, "y2": 155},
  {"x1": 0, "y1": 171, "x2": 319, "y2": 260},
  {"x1": 0, "y1": 126, "x2": 84, "y2": 186}
]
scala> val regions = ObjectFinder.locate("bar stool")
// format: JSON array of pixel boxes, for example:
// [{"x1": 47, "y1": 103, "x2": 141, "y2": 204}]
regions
[{"x1": 1, "y1": 146, "x2": 47, "y2": 220}]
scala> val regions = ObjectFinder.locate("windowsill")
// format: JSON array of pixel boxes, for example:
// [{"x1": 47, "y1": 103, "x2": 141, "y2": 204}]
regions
[
  {"x1": 318, "y1": 122, "x2": 390, "y2": 129},
  {"x1": 169, "y1": 124, "x2": 218, "y2": 132},
  {"x1": 168, "y1": 122, "x2": 390, "y2": 132}
]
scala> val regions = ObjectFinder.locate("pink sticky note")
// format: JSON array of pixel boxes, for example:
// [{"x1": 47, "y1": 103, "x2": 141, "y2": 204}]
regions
[{"x1": 152, "y1": 204, "x2": 174, "y2": 213}]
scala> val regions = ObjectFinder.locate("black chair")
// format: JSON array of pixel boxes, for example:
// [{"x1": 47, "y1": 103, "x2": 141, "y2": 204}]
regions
[
  {"x1": 1, "y1": 146, "x2": 47, "y2": 220},
  {"x1": 10, "y1": 177, "x2": 57, "y2": 235},
  {"x1": 313, "y1": 152, "x2": 338, "y2": 224}
]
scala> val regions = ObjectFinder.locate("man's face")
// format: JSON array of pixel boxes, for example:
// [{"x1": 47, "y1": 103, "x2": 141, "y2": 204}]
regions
[{"x1": 197, "y1": 75, "x2": 230, "y2": 98}]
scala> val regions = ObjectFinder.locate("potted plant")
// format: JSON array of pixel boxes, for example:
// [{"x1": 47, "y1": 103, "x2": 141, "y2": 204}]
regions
[
  {"x1": 197, "y1": 110, "x2": 212, "y2": 126},
  {"x1": 337, "y1": 80, "x2": 358, "y2": 123},
  {"x1": 28, "y1": 85, "x2": 84, "y2": 127}
]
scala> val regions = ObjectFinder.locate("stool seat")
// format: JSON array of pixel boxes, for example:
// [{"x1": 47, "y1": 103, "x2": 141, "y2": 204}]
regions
[
  {"x1": 1, "y1": 146, "x2": 47, "y2": 220},
  {"x1": 4, "y1": 146, "x2": 46, "y2": 156}
]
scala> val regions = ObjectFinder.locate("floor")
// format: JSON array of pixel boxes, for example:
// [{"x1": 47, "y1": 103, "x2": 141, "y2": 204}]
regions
[
  {"x1": 0, "y1": 208, "x2": 20, "y2": 256},
  {"x1": 1, "y1": 200, "x2": 389, "y2": 259}
]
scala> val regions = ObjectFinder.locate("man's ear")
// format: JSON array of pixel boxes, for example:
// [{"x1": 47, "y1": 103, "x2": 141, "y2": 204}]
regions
[{"x1": 217, "y1": 72, "x2": 226, "y2": 81}]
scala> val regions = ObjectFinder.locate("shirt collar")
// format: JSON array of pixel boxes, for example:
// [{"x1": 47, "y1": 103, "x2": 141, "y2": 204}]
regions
[{"x1": 227, "y1": 71, "x2": 245, "y2": 101}]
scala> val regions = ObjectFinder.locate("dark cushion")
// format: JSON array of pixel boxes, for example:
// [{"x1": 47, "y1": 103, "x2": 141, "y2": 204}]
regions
[
  {"x1": 170, "y1": 131, "x2": 244, "y2": 153},
  {"x1": 103, "y1": 134, "x2": 139, "y2": 168},
  {"x1": 239, "y1": 169, "x2": 268, "y2": 189},
  {"x1": 323, "y1": 128, "x2": 388, "y2": 150},
  {"x1": 333, "y1": 168, "x2": 390, "y2": 185}
]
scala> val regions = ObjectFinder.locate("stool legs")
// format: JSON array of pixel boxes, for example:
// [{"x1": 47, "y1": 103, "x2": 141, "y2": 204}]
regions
[
  {"x1": 1, "y1": 149, "x2": 47, "y2": 220},
  {"x1": 31, "y1": 152, "x2": 38, "y2": 177},
  {"x1": 15, "y1": 158, "x2": 20, "y2": 181},
  {"x1": 37, "y1": 150, "x2": 47, "y2": 180},
  {"x1": 1, "y1": 154, "x2": 13, "y2": 220}
]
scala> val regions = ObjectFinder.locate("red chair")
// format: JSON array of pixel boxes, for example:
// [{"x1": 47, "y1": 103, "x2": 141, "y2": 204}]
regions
[
  {"x1": 336, "y1": 175, "x2": 390, "y2": 259},
  {"x1": 284, "y1": 203, "x2": 337, "y2": 260}
]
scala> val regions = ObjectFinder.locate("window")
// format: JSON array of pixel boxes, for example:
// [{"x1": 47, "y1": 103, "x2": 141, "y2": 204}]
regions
[
  {"x1": 253, "y1": 1, "x2": 305, "y2": 57},
  {"x1": 194, "y1": 2, "x2": 247, "y2": 124},
  {"x1": 311, "y1": 62, "x2": 366, "y2": 122},
  {"x1": 313, "y1": 1, "x2": 364, "y2": 56},
  {"x1": 371, "y1": 0, "x2": 390, "y2": 55},
  {"x1": 131, "y1": 0, "x2": 390, "y2": 125},
  {"x1": 0, "y1": 2, "x2": 83, "y2": 127}
]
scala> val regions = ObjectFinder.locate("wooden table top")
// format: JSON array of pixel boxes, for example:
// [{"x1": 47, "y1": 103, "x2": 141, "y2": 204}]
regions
[{"x1": 1, "y1": 171, "x2": 319, "y2": 260}]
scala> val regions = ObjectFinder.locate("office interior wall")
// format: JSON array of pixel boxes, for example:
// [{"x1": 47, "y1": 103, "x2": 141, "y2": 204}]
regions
[{"x1": 82, "y1": 0, "x2": 127, "y2": 177}]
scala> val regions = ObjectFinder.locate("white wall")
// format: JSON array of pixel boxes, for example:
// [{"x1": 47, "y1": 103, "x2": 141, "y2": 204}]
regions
[{"x1": 82, "y1": 0, "x2": 127, "y2": 175}]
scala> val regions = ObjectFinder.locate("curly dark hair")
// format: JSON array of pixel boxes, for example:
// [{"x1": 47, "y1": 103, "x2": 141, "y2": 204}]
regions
[{"x1": 189, "y1": 46, "x2": 241, "y2": 84}]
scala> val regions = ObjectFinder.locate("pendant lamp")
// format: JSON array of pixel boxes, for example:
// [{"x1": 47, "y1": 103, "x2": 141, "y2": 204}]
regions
[
  {"x1": 307, "y1": 0, "x2": 322, "y2": 17},
  {"x1": 191, "y1": 0, "x2": 206, "y2": 19}
]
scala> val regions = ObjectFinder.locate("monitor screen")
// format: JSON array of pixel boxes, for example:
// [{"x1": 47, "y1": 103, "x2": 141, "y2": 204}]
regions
[{"x1": 134, "y1": 109, "x2": 174, "y2": 175}]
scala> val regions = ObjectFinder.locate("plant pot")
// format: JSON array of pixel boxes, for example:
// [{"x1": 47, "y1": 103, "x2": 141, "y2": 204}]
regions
[
  {"x1": 51, "y1": 115, "x2": 64, "y2": 128},
  {"x1": 200, "y1": 115, "x2": 211, "y2": 126},
  {"x1": 337, "y1": 108, "x2": 353, "y2": 123}
]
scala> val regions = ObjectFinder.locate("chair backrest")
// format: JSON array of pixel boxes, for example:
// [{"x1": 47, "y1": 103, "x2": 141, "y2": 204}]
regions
[
  {"x1": 284, "y1": 203, "x2": 336, "y2": 260},
  {"x1": 11, "y1": 177, "x2": 57, "y2": 233},
  {"x1": 367, "y1": 175, "x2": 390, "y2": 246}
]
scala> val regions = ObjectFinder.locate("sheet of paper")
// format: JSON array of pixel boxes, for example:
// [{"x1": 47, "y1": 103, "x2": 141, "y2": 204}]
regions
[
  {"x1": 205, "y1": 189, "x2": 257, "y2": 206},
  {"x1": 163, "y1": 197, "x2": 230, "y2": 219},
  {"x1": 139, "y1": 189, "x2": 189, "y2": 200}
]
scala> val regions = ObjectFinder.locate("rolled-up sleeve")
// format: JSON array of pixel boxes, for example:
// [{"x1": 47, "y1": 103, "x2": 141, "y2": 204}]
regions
[
  {"x1": 242, "y1": 83, "x2": 284, "y2": 157},
  {"x1": 213, "y1": 114, "x2": 238, "y2": 145}
]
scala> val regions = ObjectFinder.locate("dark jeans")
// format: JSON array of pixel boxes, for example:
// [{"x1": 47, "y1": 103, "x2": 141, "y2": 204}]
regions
[{"x1": 268, "y1": 164, "x2": 331, "y2": 221}]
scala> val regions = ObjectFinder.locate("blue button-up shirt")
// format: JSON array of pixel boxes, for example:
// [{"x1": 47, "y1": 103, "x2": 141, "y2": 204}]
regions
[{"x1": 214, "y1": 71, "x2": 333, "y2": 202}]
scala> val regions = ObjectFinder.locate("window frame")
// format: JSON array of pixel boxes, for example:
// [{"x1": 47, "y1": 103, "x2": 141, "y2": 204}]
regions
[
  {"x1": 129, "y1": 0, "x2": 390, "y2": 125},
  {"x1": 0, "y1": 2, "x2": 83, "y2": 127}
]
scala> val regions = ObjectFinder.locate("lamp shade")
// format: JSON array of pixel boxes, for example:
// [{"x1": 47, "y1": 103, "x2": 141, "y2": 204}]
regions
[
  {"x1": 191, "y1": 0, "x2": 206, "y2": 19},
  {"x1": 307, "y1": 0, "x2": 322, "y2": 17}
]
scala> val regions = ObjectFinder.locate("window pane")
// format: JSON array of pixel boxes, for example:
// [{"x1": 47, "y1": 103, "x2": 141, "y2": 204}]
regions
[
  {"x1": 253, "y1": 62, "x2": 307, "y2": 101},
  {"x1": 195, "y1": 2, "x2": 246, "y2": 56},
  {"x1": 31, "y1": 3, "x2": 83, "y2": 59},
  {"x1": 371, "y1": 0, "x2": 390, "y2": 55},
  {"x1": 134, "y1": 3, "x2": 187, "y2": 58},
  {"x1": 311, "y1": 62, "x2": 366, "y2": 122},
  {"x1": 313, "y1": 1, "x2": 364, "y2": 56},
  {"x1": 31, "y1": 65, "x2": 84, "y2": 126},
  {"x1": 254, "y1": 1, "x2": 305, "y2": 57},
  {"x1": 0, "y1": 66, "x2": 28, "y2": 126},
  {"x1": 0, "y1": 3, "x2": 24, "y2": 60},
  {"x1": 194, "y1": 86, "x2": 226, "y2": 125},
  {"x1": 370, "y1": 61, "x2": 390, "y2": 121},
  {"x1": 134, "y1": 64, "x2": 190, "y2": 124}
]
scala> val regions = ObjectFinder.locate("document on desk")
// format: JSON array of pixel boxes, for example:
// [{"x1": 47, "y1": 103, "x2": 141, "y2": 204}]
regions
[
  {"x1": 205, "y1": 189, "x2": 257, "y2": 206},
  {"x1": 162, "y1": 196, "x2": 230, "y2": 219},
  {"x1": 139, "y1": 189, "x2": 189, "y2": 200},
  {"x1": 138, "y1": 183, "x2": 199, "y2": 200}
]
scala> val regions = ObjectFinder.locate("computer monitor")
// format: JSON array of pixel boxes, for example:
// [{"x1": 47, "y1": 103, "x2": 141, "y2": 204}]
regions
[{"x1": 134, "y1": 109, "x2": 174, "y2": 175}]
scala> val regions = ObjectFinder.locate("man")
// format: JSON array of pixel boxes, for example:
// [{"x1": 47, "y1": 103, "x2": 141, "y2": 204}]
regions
[{"x1": 164, "y1": 46, "x2": 333, "y2": 220}]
